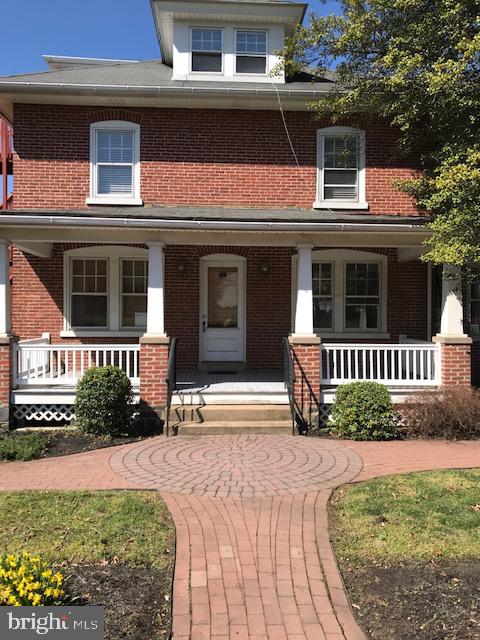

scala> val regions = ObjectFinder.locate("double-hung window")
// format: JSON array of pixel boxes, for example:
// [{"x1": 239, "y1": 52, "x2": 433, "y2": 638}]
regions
[
  {"x1": 345, "y1": 263, "x2": 380, "y2": 330},
  {"x1": 64, "y1": 248, "x2": 148, "y2": 335},
  {"x1": 191, "y1": 28, "x2": 223, "y2": 73},
  {"x1": 313, "y1": 262, "x2": 334, "y2": 329},
  {"x1": 470, "y1": 272, "x2": 480, "y2": 332},
  {"x1": 121, "y1": 259, "x2": 148, "y2": 329},
  {"x1": 235, "y1": 30, "x2": 267, "y2": 74},
  {"x1": 316, "y1": 127, "x2": 367, "y2": 209},
  {"x1": 302, "y1": 250, "x2": 387, "y2": 336},
  {"x1": 71, "y1": 259, "x2": 108, "y2": 328},
  {"x1": 88, "y1": 121, "x2": 141, "y2": 205}
]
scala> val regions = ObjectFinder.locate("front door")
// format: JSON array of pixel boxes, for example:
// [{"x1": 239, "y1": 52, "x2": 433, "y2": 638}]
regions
[{"x1": 200, "y1": 256, "x2": 245, "y2": 362}]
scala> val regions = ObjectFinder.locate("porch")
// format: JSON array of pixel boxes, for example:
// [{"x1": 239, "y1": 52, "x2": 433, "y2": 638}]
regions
[{"x1": 0, "y1": 225, "x2": 472, "y2": 429}]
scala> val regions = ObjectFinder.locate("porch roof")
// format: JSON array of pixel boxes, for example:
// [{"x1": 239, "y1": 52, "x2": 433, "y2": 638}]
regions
[{"x1": 7, "y1": 206, "x2": 428, "y2": 225}]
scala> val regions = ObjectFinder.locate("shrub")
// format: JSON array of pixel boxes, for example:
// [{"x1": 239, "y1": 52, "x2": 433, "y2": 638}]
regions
[
  {"x1": 329, "y1": 381, "x2": 399, "y2": 441},
  {"x1": 0, "y1": 552, "x2": 66, "y2": 606},
  {"x1": 0, "y1": 433, "x2": 50, "y2": 462},
  {"x1": 75, "y1": 366, "x2": 134, "y2": 437},
  {"x1": 402, "y1": 387, "x2": 480, "y2": 440}
]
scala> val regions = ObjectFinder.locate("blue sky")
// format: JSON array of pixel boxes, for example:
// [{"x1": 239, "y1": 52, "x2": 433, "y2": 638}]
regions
[{"x1": 0, "y1": 0, "x2": 340, "y2": 77}]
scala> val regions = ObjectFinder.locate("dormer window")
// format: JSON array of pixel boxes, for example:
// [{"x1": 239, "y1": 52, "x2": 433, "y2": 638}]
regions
[
  {"x1": 235, "y1": 30, "x2": 267, "y2": 74},
  {"x1": 191, "y1": 28, "x2": 223, "y2": 73}
]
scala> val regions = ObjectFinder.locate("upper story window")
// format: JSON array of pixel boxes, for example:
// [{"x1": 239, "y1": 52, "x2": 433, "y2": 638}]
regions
[
  {"x1": 191, "y1": 28, "x2": 223, "y2": 73},
  {"x1": 235, "y1": 30, "x2": 267, "y2": 74},
  {"x1": 315, "y1": 126, "x2": 367, "y2": 210},
  {"x1": 88, "y1": 121, "x2": 142, "y2": 206}
]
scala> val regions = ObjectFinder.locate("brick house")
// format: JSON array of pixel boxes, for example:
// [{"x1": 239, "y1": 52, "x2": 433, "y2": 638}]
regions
[{"x1": 0, "y1": 0, "x2": 474, "y2": 432}]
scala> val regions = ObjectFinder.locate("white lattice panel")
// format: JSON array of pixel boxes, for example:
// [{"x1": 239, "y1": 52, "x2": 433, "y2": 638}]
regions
[
  {"x1": 13, "y1": 404, "x2": 75, "y2": 423},
  {"x1": 318, "y1": 404, "x2": 332, "y2": 427}
]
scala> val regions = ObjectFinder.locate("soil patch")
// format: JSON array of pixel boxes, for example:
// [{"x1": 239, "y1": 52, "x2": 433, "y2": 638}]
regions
[
  {"x1": 66, "y1": 563, "x2": 172, "y2": 640},
  {"x1": 340, "y1": 559, "x2": 480, "y2": 640}
]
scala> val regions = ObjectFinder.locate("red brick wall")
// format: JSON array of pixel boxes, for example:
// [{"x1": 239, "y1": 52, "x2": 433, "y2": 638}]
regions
[
  {"x1": 439, "y1": 343, "x2": 472, "y2": 387},
  {"x1": 139, "y1": 341, "x2": 169, "y2": 406},
  {"x1": 0, "y1": 343, "x2": 11, "y2": 406},
  {"x1": 164, "y1": 245, "x2": 292, "y2": 368},
  {"x1": 11, "y1": 244, "x2": 428, "y2": 364},
  {"x1": 13, "y1": 104, "x2": 420, "y2": 214},
  {"x1": 289, "y1": 341, "x2": 321, "y2": 422}
]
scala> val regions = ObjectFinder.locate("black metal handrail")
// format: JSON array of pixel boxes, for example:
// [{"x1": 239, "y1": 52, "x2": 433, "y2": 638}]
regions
[
  {"x1": 283, "y1": 338, "x2": 296, "y2": 435},
  {"x1": 165, "y1": 337, "x2": 177, "y2": 437}
]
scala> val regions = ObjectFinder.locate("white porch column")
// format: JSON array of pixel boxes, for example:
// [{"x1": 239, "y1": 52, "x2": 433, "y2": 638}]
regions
[
  {"x1": 0, "y1": 240, "x2": 10, "y2": 335},
  {"x1": 294, "y1": 244, "x2": 314, "y2": 336},
  {"x1": 438, "y1": 264, "x2": 468, "y2": 338},
  {"x1": 146, "y1": 241, "x2": 166, "y2": 337}
]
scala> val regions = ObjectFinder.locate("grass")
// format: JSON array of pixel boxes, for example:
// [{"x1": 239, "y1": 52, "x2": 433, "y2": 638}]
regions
[
  {"x1": 0, "y1": 491, "x2": 174, "y2": 569},
  {"x1": 329, "y1": 469, "x2": 480, "y2": 562},
  {"x1": 0, "y1": 433, "x2": 51, "y2": 461}
]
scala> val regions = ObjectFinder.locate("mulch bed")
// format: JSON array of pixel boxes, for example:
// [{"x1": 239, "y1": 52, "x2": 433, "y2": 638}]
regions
[
  {"x1": 66, "y1": 563, "x2": 172, "y2": 639},
  {"x1": 341, "y1": 559, "x2": 480, "y2": 640}
]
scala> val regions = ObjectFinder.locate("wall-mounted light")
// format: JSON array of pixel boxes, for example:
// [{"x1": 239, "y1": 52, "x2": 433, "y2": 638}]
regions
[
  {"x1": 176, "y1": 260, "x2": 187, "y2": 274},
  {"x1": 259, "y1": 261, "x2": 270, "y2": 275}
]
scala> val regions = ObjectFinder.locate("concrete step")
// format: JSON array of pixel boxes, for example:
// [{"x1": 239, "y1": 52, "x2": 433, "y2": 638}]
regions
[
  {"x1": 172, "y1": 392, "x2": 289, "y2": 405},
  {"x1": 176, "y1": 420, "x2": 293, "y2": 436},
  {"x1": 171, "y1": 403, "x2": 292, "y2": 424}
]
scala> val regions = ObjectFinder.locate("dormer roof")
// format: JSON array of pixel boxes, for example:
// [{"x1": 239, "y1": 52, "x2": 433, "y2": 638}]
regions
[{"x1": 151, "y1": 0, "x2": 307, "y2": 65}]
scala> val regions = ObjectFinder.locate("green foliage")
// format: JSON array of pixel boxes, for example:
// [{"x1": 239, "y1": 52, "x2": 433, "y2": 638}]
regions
[
  {"x1": 329, "y1": 381, "x2": 399, "y2": 440},
  {"x1": 0, "y1": 433, "x2": 50, "y2": 462},
  {"x1": 281, "y1": 0, "x2": 480, "y2": 265},
  {"x1": 0, "y1": 552, "x2": 66, "y2": 606},
  {"x1": 75, "y1": 366, "x2": 134, "y2": 436}
]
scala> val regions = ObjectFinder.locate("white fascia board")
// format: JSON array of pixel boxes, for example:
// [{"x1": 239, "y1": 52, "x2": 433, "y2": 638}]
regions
[{"x1": 0, "y1": 213, "x2": 428, "y2": 234}]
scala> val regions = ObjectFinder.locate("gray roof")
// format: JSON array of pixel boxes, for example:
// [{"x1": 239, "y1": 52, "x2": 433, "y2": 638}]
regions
[
  {"x1": 8, "y1": 206, "x2": 428, "y2": 225},
  {"x1": 0, "y1": 59, "x2": 334, "y2": 94}
]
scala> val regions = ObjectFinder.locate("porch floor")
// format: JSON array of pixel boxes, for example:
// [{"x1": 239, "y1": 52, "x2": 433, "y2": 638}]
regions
[{"x1": 175, "y1": 368, "x2": 285, "y2": 395}]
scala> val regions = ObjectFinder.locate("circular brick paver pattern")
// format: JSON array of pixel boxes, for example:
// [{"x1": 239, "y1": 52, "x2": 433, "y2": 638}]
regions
[{"x1": 109, "y1": 434, "x2": 363, "y2": 496}]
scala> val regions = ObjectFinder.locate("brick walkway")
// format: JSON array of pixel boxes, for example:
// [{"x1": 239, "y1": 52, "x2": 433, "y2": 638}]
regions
[{"x1": 1, "y1": 435, "x2": 480, "y2": 640}]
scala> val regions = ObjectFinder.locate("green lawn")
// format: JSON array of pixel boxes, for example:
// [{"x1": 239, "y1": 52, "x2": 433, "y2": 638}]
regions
[
  {"x1": 0, "y1": 491, "x2": 174, "y2": 568},
  {"x1": 330, "y1": 469, "x2": 480, "y2": 562}
]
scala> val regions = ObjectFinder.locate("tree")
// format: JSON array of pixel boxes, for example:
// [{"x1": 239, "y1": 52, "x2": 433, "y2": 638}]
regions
[{"x1": 282, "y1": 0, "x2": 480, "y2": 265}]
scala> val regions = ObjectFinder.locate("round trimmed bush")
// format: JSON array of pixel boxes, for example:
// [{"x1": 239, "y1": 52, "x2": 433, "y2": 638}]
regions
[
  {"x1": 329, "y1": 381, "x2": 399, "y2": 441},
  {"x1": 75, "y1": 366, "x2": 134, "y2": 436}
]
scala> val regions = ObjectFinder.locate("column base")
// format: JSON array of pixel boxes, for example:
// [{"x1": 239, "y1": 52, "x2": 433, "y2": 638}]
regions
[
  {"x1": 288, "y1": 334, "x2": 321, "y2": 345},
  {"x1": 140, "y1": 334, "x2": 170, "y2": 345}
]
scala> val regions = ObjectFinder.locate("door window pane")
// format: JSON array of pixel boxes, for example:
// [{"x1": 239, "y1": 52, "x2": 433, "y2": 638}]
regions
[
  {"x1": 208, "y1": 267, "x2": 238, "y2": 328},
  {"x1": 313, "y1": 262, "x2": 333, "y2": 329},
  {"x1": 345, "y1": 263, "x2": 380, "y2": 329},
  {"x1": 121, "y1": 259, "x2": 147, "y2": 328}
]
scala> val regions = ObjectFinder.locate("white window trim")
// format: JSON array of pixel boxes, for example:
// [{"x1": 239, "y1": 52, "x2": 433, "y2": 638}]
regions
[
  {"x1": 314, "y1": 126, "x2": 368, "y2": 210},
  {"x1": 87, "y1": 121, "x2": 142, "y2": 206},
  {"x1": 63, "y1": 246, "x2": 148, "y2": 337},
  {"x1": 190, "y1": 26, "x2": 224, "y2": 76},
  {"x1": 234, "y1": 28, "x2": 269, "y2": 77},
  {"x1": 291, "y1": 249, "x2": 389, "y2": 338}
]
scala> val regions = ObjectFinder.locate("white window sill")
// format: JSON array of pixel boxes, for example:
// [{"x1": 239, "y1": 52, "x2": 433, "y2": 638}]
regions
[
  {"x1": 317, "y1": 332, "x2": 390, "y2": 340},
  {"x1": 313, "y1": 201, "x2": 369, "y2": 210},
  {"x1": 60, "y1": 330, "x2": 145, "y2": 338},
  {"x1": 86, "y1": 198, "x2": 143, "y2": 206}
]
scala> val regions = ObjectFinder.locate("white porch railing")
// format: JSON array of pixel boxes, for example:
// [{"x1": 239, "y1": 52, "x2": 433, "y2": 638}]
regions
[
  {"x1": 321, "y1": 343, "x2": 441, "y2": 386},
  {"x1": 13, "y1": 343, "x2": 140, "y2": 387}
]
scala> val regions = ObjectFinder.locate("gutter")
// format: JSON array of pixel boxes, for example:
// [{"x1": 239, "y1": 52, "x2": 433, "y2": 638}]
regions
[
  {"x1": 0, "y1": 214, "x2": 428, "y2": 233},
  {"x1": 0, "y1": 81, "x2": 329, "y2": 99}
]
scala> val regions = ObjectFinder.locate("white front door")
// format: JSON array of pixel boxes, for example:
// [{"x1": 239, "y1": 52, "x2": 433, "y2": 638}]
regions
[{"x1": 200, "y1": 256, "x2": 245, "y2": 362}]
